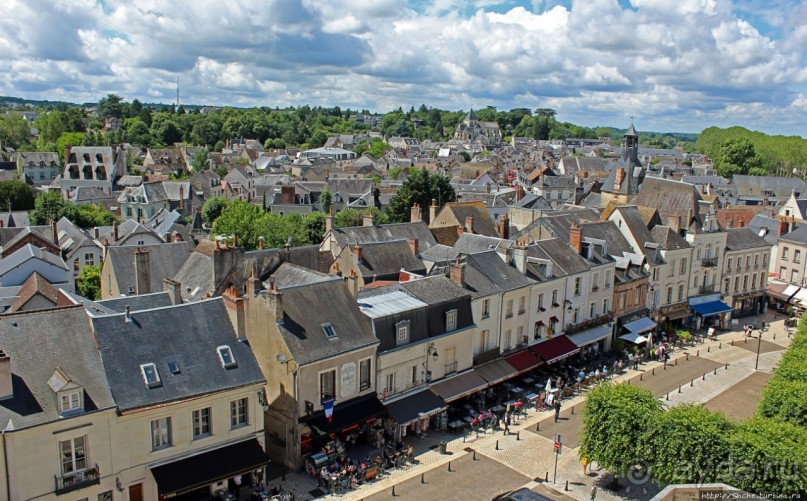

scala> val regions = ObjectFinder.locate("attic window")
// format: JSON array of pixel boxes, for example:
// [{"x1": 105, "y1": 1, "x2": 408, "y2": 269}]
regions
[
  {"x1": 141, "y1": 363, "x2": 162, "y2": 388},
  {"x1": 128, "y1": 286, "x2": 135, "y2": 294},
  {"x1": 217, "y1": 345, "x2": 237, "y2": 368},
  {"x1": 60, "y1": 391, "x2": 83, "y2": 414},
  {"x1": 322, "y1": 323, "x2": 337, "y2": 340},
  {"x1": 168, "y1": 362, "x2": 181, "y2": 375}
]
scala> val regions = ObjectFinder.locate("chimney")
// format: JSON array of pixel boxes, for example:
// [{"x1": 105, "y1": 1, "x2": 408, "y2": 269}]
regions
[
  {"x1": 347, "y1": 269, "x2": 359, "y2": 298},
  {"x1": 124, "y1": 305, "x2": 132, "y2": 322},
  {"x1": 516, "y1": 185, "x2": 524, "y2": 202},
  {"x1": 465, "y1": 216, "x2": 474, "y2": 234},
  {"x1": 113, "y1": 221, "x2": 119, "y2": 242},
  {"x1": 726, "y1": 218, "x2": 733, "y2": 229},
  {"x1": 614, "y1": 168, "x2": 625, "y2": 191},
  {"x1": 457, "y1": 225, "x2": 465, "y2": 237},
  {"x1": 407, "y1": 238, "x2": 419, "y2": 256},
  {"x1": 93, "y1": 227, "x2": 100, "y2": 239},
  {"x1": 429, "y1": 199, "x2": 438, "y2": 222},
  {"x1": 353, "y1": 243, "x2": 362, "y2": 262},
  {"x1": 670, "y1": 213, "x2": 682, "y2": 234},
  {"x1": 779, "y1": 218, "x2": 789, "y2": 236},
  {"x1": 498, "y1": 213, "x2": 509, "y2": 239},
  {"x1": 50, "y1": 218, "x2": 58, "y2": 245},
  {"x1": 265, "y1": 278, "x2": 284, "y2": 323},
  {"x1": 449, "y1": 259, "x2": 465, "y2": 285},
  {"x1": 325, "y1": 211, "x2": 334, "y2": 233},
  {"x1": 570, "y1": 221, "x2": 583, "y2": 255},
  {"x1": 179, "y1": 184, "x2": 185, "y2": 212},
  {"x1": 363, "y1": 212, "x2": 375, "y2": 227},
  {"x1": 223, "y1": 286, "x2": 246, "y2": 338},
  {"x1": 513, "y1": 244, "x2": 528, "y2": 274},
  {"x1": 163, "y1": 278, "x2": 182, "y2": 305},
  {"x1": 212, "y1": 240, "x2": 244, "y2": 290},
  {"x1": 410, "y1": 203, "x2": 422, "y2": 223},
  {"x1": 134, "y1": 248, "x2": 151, "y2": 295},
  {"x1": 64, "y1": 144, "x2": 72, "y2": 164},
  {"x1": 0, "y1": 350, "x2": 11, "y2": 399}
]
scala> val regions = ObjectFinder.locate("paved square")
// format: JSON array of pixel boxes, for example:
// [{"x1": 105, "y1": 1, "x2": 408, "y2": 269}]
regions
[
  {"x1": 729, "y1": 338, "x2": 785, "y2": 355},
  {"x1": 703, "y1": 371, "x2": 772, "y2": 420}
]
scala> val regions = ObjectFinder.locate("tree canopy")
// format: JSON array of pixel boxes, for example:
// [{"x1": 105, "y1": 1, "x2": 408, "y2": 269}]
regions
[
  {"x1": 385, "y1": 168, "x2": 456, "y2": 223},
  {"x1": 697, "y1": 126, "x2": 807, "y2": 176},
  {"x1": 715, "y1": 137, "x2": 766, "y2": 178},
  {"x1": 30, "y1": 191, "x2": 117, "y2": 227},
  {"x1": 0, "y1": 180, "x2": 35, "y2": 210},
  {"x1": 77, "y1": 263, "x2": 102, "y2": 300}
]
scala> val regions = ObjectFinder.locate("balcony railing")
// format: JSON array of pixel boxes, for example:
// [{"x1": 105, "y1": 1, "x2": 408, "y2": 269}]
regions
[
  {"x1": 699, "y1": 284, "x2": 716, "y2": 294},
  {"x1": 702, "y1": 257, "x2": 718, "y2": 267},
  {"x1": 55, "y1": 464, "x2": 100, "y2": 495},
  {"x1": 474, "y1": 347, "x2": 501, "y2": 366},
  {"x1": 564, "y1": 313, "x2": 613, "y2": 335},
  {"x1": 444, "y1": 361, "x2": 458, "y2": 375}
]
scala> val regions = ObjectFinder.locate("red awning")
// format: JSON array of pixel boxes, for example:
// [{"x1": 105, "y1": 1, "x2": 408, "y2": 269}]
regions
[
  {"x1": 532, "y1": 335, "x2": 580, "y2": 364},
  {"x1": 504, "y1": 348, "x2": 545, "y2": 374}
]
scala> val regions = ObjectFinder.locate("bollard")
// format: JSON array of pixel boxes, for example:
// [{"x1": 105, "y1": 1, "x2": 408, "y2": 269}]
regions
[
  {"x1": 422, "y1": 473, "x2": 426, "y2": 484},
  {"x1": 666, "y1": 392, "x2": 669, "y2": 401},
  {"x1": 537, "y1": 422, "x2": 540, "y2": 432},
  {"x1": 640, "y1": 373, "x2": 643, "y2": 381},
  {"x1": 675, "y1": 358, "x2": 678, "y2": 366},
  {"x1": 517, "y1": 431, "x2": 521, "y2": 441},
  {"x1": 703, "y1": 372, "x2": 706, "y2": 381},
  {"x1": 773, "y1": 332, "x2": 776, "y2": 340},
  {"x1": 463, "y1": 433, "x2": 466, "y2": 443},
  {"x1": 708, "y1": 345, "x2": 710, "y2": 353},
  {"x1": 546, "y1": 472, "x2": 549, "y2": 482},
  {"x1": 691, "y1": 378, "x2": 694, "y2": 387},
  {"x1": 725, "y1": 362, "x2": 729, "y2": 370},
  {"x1": 565, "y1": 480, "x2": 570, "y2": 491},
  {"x1": 714, "y1": 367, "x2": 718, "y2": 375},
  {"x1": 448, "y1": 461, "x2": 453, "y2": 472},
  {"x1": 392, "y1": 485, "x2": 397, "y2": 497},
  {"x1": 652, "y1": 368, "x2": 655, "y2": 376},
  {"x1": 731, "y1": 339, "x2": 735, "y2": 346},
  {"x1": 473, "y1": 450, "x2": 478, "y2": 461},
  {"x1": 719, "y1": 342, "x2": 722, "y2": 349},
  {"x1": 496, "y1": 440, "x2": 500, "y2": 450},
  {"x1": 697, "y1": 349, "x2": 700, "y2": 357},
  {"x1": 572, "y1": 405, "x2": 575, "y2": 415},
  {"x1": 678, "y1": 384, "x2": 682, "y2": 393},
  {"x1": 686, "y1": 353, "x2": 690, "y2": 361}
]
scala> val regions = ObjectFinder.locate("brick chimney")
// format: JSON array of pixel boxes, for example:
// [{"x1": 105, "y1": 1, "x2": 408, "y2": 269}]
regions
[
  {"x1": 50, "y1": 218, "x2": 58, "y2": 245},
  {"x1": 513, "y1": 243, "x2": 528, "y2": 274},
  {"x1": 246, "y1": 268, "x2": 262, "y2": 297},
  {"x1": 613, "y1": 167, "x2": 625, "y2": 192},
  {"x1": 429, "y1": 199, "x2": 438, "y2": 222},
  {"x1": 353, "y1": 243, "x2": 362, "y2": 262},
  {"x1": 0, "y1": 350, "x2": 11, "y2": 399},
  {"x1": 134, "y1": 247, "x2": 151, "y2": 295},
  {"x1": 163, "y1": 278, "x2": 182, "y2": 305},
  {"x1": 325, "y1": 211, "x2": 334, "y2": 233},
  {"x1": 407, "y1": 238, "x2": 419, "y2": 256},
  {"x1": 449, "y1": 259, "x2": 465, "y2": 285},
  {"x1": 266, "y1": 278, "x2": 283, "y2": 324},
  {"x1": 64, "y1": 144, "x2": 72, "y2": 164},
  {"x1": 498, "y1": 213, "x2": 509, "y2": 239},
  {"x1": 363, "y1": 212, "x2": 375, "y2": 227},
  {"x1": 223, "y1": 286, "x2": 246, "y2": 337},
  {"x1": 515, "y1": 185, "x2": 524, "y2": 202},
  {"x1": 179, "y1": 184, "x2": 185, "y2": 212},
  {"x1": 569, "y1": 221, "x2": 582, "y2": 255},
  {"x1": 465, "y1": 216, "x2": 474, "y2": 234},
  {"x1": 113, "y1": 221, "x2": 119, "y2": 242},
  {"x1": 410, "y1": 203, "x2": 422, "y2": 223},
  {"x1": 779, "y1": 218, "x2": 789, "y2": 237}
]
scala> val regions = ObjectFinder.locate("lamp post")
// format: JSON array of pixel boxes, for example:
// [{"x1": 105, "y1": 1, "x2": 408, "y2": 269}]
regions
[
  {"x1": 561, "y1": 299, "x2": 573, "y2": 333},
  {"x1": 755, "y1": 327, "x2": 763, "y2": 371},
  {"x1": 424, "y1": 342, "x2": 439, "y2": 383}
]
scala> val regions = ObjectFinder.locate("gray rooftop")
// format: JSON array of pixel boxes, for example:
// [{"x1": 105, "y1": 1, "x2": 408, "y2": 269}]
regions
[{"x1": 105, "y1": 242, "x2": 191, "y2": 295}]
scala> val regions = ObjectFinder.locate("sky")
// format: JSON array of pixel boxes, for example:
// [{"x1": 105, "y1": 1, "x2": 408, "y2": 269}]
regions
[{"x1": 1, "y1": 0, "x2": 806, "y2": 135}]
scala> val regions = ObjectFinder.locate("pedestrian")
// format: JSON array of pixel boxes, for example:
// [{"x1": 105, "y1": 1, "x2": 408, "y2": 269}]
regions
[
  {"x1": 554, "y1": 399, "x2": 561, "y2": 422},
  {"x1": 632, "y1": 354, "x2": 639, "y2": 371},
  {"x1": 590, "y1": 486, "x2": 597, "y2": 501},
  {"x1": 503, "y1": 412, "x2": 511, "y2": 434},
  {"x1": 761, "y1": 320, "x2": 766, "y2": 331},
  {"x1": 581, "y1": 456, "x2": 590, "y2": 475}
]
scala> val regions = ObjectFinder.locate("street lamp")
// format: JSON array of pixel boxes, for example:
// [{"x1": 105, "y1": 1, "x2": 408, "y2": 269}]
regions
[
  {"x1": 755, "y1": 327, "x2": 763, "y2": 370},
  {"x1": 424, "y1": 342, "x2": 438, "y2": 383},
  {"x1": 561, "y1": 299, "x2": 573, "y2": 332}
]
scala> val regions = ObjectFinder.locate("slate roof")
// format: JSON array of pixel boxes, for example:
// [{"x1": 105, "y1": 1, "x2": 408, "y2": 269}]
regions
[
  {"x1": 611, "y1": 206, "x2": 659, "y2": 258},
  {"x1": 9, "y1": 272, "x2": 60, "y2": 312},
  {"x1": 91, "y1": 299, "x2": 265, "y2": 411},
  {"x1": 353, "y1": 239, "x2": 426, "y2": 279},
  {"x1": 0, "y1": 212, "x2": 31, "y2": 228},
  {"x1": 633, "y1": 177, "x2": 702, "y2": 227},
  {"x1": 271, "y1": 262, "x2": 336, "y2": 289},
  {"x1": 172, "y1": 251, "x2": 214, "y2": 302},
  {"x1": 329, "y1": 221, "x2": 437, "y2": 253},
  {"x1": 0, "y1": 243, "x2": 69, "y2": 277},
  {"x1": 511, "y1": 194, "x2": 553, "y2": 210},
  {"x1": 117, "y1": 181, "x2": 168, "y2": 204},
  {"x1": 524, "y1": 239, "x2": 591, "y2": 280},
  {"x1": 650, "y1": 225, "x2": 690, "y2": 250},
  {"x1": 0, "y1": 306, "x2": 116, "y2": 429},
  {"x1": 96, "y1": 291, "x2": 174, "y2": 312},
  {"x1": 580, "y1": 221, "x2": 634, "y2": 259},
  {"x1": 777, "y1": 223, "x2": 807, "y2": 244},
  {"x1": 276, "y1": 279, "x2": 378, "y2": 366},
  {"x1": 105, "y1": 242, "x2": 190, "y2": 294},
  {"x1": 725, "y1": 227, "x2": 773, "y2": 252},
  {"x1": 433, "y1": 201, "x2": 499, "y2": 238},
  {"x1": 732, "y1": 175, "x2": 806, "y2": 198},
  {"x1": 460, "y1": 251, "x2": 535, "y2": 298},
  {"x1": 512, "y1": 209, "x2": 600, "y2": 243},
  {"x1": 398, "y1": 275, "x2": 472, "y2": 305},
  {"x1": 746, "y1": 214, "x2": 783, "y2": 244},
  {"x1": 0, "y1": 227, "x2": 59, "y2": 256}
]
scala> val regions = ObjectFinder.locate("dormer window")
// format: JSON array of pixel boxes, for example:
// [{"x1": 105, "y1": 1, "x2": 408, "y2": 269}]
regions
[
  {"x1": 47, "y1": 367, "x2": 85, "y2": 415},
  {"x1": 395, "y1": 320, "x2": 410, "y2": 347},
  {"x1": 322, "y1": 323, "x2": 337, "y2": 340},
  {"x1": 141, "y1": 363, "x2": 162, "y2": 388},
  {"x1": 60, "y1": 391, "x2": 82, "y2": 412},
  {"x1": 445, "y1": 309, "x2": 458, "y2": 332},
  {"x1": 217, "y1": 345, "x2": 237, "y2": 368}
]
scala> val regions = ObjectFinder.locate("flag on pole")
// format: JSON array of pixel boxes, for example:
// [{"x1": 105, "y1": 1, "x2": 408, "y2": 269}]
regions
[{"x1": 324, "y1": 399, "x2": 335, "y2": 423}]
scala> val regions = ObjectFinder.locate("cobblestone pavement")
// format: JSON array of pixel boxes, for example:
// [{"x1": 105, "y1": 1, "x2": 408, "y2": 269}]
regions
[{"x1": 279, "y1": 313, "x2": 793, "y2": 500}]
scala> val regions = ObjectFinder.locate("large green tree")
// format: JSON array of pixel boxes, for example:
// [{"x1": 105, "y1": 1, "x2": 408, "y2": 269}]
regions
[
  {"x1": 0, "y1": 180, "x2": 35, "y2": 210},
  {"x1": 385, "y1": 168, "x2": 455, "y2": 223},
  {"x1": 201, "y1": 197, "x2": 230, "y2": 226},
  {"x1": 0, "y1": 113, "x2": 33, "y2": 150},
  {"x1": 97, "y1": 94, "x2": 125, "y2": 119},
  {"x1": 77, "y1": 263, "x2": 102, "y2": 300},
  {"x1": 716, "y1": 137, "x2": 766, "y2": 178},
  {"x1": 211, "y1": 200, "x2": 268, "y2": 250}
]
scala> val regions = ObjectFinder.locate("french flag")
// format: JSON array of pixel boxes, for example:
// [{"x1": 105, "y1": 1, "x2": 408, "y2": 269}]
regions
[{"x1": 324, "y1": 399, "x2": 335, "y2": 423}]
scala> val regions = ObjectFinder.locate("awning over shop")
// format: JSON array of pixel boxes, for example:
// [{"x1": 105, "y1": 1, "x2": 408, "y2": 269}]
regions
[
  {"x1": 532, "y1": 335, "x2": 580, "y2": 364},
  {"x1": 504, "y1": 349, "x2": 544, "y2": 374},
  {"x1": 301, "y1": 393, "x2": 386, "y2": 435},
  {"x1": 568, "y1": 324, "x2": 612, "y2": 348},
  {"x1": 624, "y1": 317, "x2": 657, "y2": 335},
  {"x1": 619, "y1": 332, "x2": 648, "y2": 344},
  {"x1": 429, "y1": 370, "x2": 487, "y2": 403},
  {"x1": 151, "y1": 438, "x2": 270, "y2": 496},
  {"x1": 791, "y1": 288, "x2": 807, "y2": 306},
  {"x1": 766, "y1": 281, "x2": 792, "y2": 302},
  {"x1": 476, "y1": 358, "x2": 520, "y2": 385},
  {"x1": 691, "y1": 300, "x2": 733, "y2": 317},
  {"x1": 384, "y1": 389, "x2": 447, "y2": 426}
]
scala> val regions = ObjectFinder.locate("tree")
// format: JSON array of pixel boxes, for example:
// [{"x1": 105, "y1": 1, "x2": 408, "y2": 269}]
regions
[
  {"x1": 77, "y1": 263, "x2": 102, "y2": 300},
  {"x1": 320, "y1": 187, "x2": 333, "y2": 214},
  {"x1": 56, "y1": 132, "x2": 85, "y2": 162},
  {"x1": 192, "y1": 147, "x2": 209, "y2": 172},
  {"x1": 202, "y1": 197, "x2": 230, "y2": 226},
  {"x1": 0, "y1": 180, "x2": 35, "y2": 211},
  {"x1": 73, "y1": 204, "x2": 117, "y2": 227},
  {"x1": 385, "y1": 168, "x2": 456, "y2": 223},
  {"x1": 30, "y1": 190, "x2": 72, "y2": 225},
  {"x1": 211, "y1": 200, "x2": 268, "y2": 250},
  {"x1": 333, "y1": 208, "x2": 389, "y2": 228},
  {"x1": 716, "y1": 138, "x2": 765, "y2": 178},
  {"x1": 0, "y1": 114, "x2": 33, "y2": 149},
  {"x1": 97, "y1": 94, "x2": 125, "y2": 119},
  {"x1": 580, "y1": 383, "x2": 663, "y2": 478}
]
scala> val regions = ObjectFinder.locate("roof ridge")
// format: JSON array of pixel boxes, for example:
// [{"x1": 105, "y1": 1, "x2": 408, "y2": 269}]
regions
[{"x1": 0, "y1": 303, "x2": 84, "y2": 318}]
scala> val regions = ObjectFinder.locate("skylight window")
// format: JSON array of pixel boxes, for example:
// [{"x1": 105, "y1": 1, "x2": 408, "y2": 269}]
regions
[
  {"x1": 168, "y1": 362, "x2": 181, "y2": 375},
  {"x1": 217, "y1": 345, "x2": 237, "y2": 368},
  {"x1": 322, "y1": 323, "x2": 337, "y2": 340},
  {"x1": 141, "y1": 363, "x2": 162, "y2": 388}
]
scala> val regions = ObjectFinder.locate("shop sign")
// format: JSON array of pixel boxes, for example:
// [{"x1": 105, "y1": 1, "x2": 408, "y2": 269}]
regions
[{"x1": 340, "y1": 362, "x2": 357, "y2": 398}]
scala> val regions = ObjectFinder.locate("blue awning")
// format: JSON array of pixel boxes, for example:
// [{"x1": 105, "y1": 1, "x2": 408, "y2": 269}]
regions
[
  {"x1": 623, "y1": 317, "x2": 657, "y2": 334},
  {"x1": 691, "y1": 300, "x2": 733, "y2": 317}
]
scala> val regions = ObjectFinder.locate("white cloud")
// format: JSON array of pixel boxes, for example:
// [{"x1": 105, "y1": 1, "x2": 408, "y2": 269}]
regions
[{"x1": 0, "y1": 0, "x2": 804, "y2": 134}]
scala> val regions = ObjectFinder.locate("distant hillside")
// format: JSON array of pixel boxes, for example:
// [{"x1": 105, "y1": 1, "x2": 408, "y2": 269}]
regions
[{"x1": 696, "y1": 126, "x2": 807, "y2": 174}]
